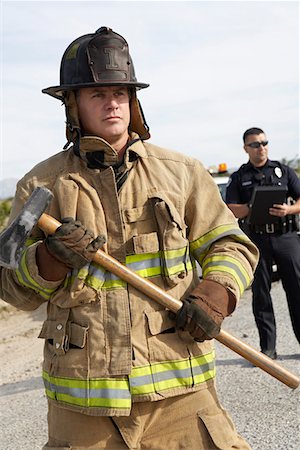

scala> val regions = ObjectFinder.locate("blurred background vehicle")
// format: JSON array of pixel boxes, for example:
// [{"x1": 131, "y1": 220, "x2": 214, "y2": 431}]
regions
[{"x1": 208, "y1": 163, "x2": 230, "y2": 201}]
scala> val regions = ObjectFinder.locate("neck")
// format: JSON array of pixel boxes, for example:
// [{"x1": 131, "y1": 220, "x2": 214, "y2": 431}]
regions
[
  {"x1": 250, "y1": 159, "x2": 267, "y2": 168},
  {"x1": 116, "y1": 142, "x2": 128, "y2": 160},
  {"x1": 108, "y1": 134, "x2": 129, "y2": 160}
]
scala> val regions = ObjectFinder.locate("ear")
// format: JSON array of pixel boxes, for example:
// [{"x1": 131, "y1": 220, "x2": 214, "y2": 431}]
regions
[{"x1": 243, "y1": 144, "x2": 249, "y2": 156}]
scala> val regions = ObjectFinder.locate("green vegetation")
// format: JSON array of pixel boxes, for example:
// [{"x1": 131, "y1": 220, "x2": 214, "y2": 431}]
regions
[
  {"x1": 281, "y1": 156, "x2": 300, "y2": 176},
  {"x1": 0, "y1": 199, "x2": 12, "y2": 231}
]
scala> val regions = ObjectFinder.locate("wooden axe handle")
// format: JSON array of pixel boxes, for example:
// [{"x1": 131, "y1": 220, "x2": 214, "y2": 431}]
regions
[{"x1": 38, "y1": 213, "x2": 300, "y2": 389}]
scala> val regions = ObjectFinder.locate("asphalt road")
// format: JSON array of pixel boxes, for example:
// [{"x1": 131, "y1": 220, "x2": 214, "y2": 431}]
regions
[{"x1": 0, "y1": 280, "x2": 299, "y2": 450}]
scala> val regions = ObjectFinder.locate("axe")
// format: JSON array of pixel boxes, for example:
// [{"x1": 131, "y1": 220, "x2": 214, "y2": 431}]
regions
[{"x1": 0, "y1": 187, "x2": 299, "y2": 389}]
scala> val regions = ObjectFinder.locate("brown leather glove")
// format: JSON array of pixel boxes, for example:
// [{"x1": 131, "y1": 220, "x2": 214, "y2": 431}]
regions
[
  {"x1": 176, "y1": 279, "x2": 236, "y2": 342},
  {"x1": 45, "y1": 217, "x2": 106, "y2": 270}
]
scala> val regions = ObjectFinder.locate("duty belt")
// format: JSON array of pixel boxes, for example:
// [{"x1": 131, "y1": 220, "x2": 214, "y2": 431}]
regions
[{"x1": 250, "y1": 223, "x2": 287, "y2": 234}]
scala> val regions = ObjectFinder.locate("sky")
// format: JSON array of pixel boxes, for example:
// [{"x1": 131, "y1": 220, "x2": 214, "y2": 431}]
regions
[{"x1": 1, "y1": 0, "x2": 299, "y2": 182}]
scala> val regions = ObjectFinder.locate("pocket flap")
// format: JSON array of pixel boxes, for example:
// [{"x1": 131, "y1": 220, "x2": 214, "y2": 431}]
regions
[
  {"x1": 38, "y1": 320, "x2": 88, "y2": 349},
  {"x1": 197, "y1": 405, "x2": 237, "y2": 449},
  {"x1": 123, "y1": 205, "x2": 153, "y2": 223},
  {"x1": 146, "y1": 309, "x2": 176, "y2": 336},
  {"x1": 69, "y1": 322, "x2": 89, "y2": 348},
  {"x1": 149, "y1": 192, "x2": 185, "y2": 230},
  {"x1": 133, "y1": 232, "x2": 159, "y2": 254},
  {"x1": 38, "y1": 320, "x2": 65, "y2": 339}
]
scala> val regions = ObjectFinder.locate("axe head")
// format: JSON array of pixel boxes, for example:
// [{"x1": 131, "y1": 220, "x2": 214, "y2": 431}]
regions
[{"x1": 0, "y1": 187, "x2": 53, "y2": 269}]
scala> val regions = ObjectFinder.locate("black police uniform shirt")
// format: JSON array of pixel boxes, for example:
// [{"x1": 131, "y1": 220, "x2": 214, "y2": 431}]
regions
[{"x1": 226, "y1": 159, "x2": 300, "y2": 207}]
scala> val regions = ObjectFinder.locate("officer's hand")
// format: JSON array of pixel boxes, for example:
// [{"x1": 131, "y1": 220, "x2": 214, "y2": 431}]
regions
[
  {"x1": 175, "y1": 280, "x2": 236, "y2": 342},
  {"x1": 45, "y1": 218, "x2": 106, "y2": 270},
  {"x1": 269, "y1": 203, "x2": 290, "y2": 217}
]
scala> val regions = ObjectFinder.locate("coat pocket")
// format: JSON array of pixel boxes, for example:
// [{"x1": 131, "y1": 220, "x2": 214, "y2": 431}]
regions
[
  {"x1": 197, "y1": 402, "x2": 242, "y2": 450},
  {"x1": 132, "y1": 231, "x2": 159, "y2": 254},
  {"x1": 145, "y1": 309, "x2": 190, "y2": 362},
  {"x1": 39, "y1": 318, "x2": 89, "y2": 354},
  {"x1": 150, "y1": 193, "x2": 189, "y2": 287},
  {"x1": 38, "y1": 310, "x2": 89, "y2": 371}
]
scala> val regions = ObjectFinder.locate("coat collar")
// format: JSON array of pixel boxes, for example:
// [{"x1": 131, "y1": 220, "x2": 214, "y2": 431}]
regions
[{"x1": 74, "y1": 132, "x2": 148, "y2": 167}]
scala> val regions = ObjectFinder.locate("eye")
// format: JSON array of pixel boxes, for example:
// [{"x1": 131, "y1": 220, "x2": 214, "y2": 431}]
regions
[
  {"x1": 115, "y1": 90, "x2": 127, "y2": 97},
  {"x1": 92, "y1": 92, "x2": 104, "y2": 98}
]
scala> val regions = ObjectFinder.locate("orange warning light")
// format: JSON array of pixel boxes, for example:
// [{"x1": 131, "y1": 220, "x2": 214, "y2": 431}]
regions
[{"x1": 218, "y1": 163, "x2": 227, "y2": 173}]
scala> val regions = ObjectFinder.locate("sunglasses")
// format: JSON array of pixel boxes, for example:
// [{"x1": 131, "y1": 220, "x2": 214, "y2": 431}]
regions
[{"x1": 246, "y1": 141, "x2": 269, "y2": 149}]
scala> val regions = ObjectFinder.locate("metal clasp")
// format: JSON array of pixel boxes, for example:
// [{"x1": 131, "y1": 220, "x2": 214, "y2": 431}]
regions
[{"x1": 266, "y1": 224, "x2": 275, "y2": 233}]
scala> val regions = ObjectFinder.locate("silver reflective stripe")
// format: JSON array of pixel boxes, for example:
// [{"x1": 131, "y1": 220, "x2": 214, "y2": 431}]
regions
[
  {"x1": 204, "y1": 260, "x2": 248, "y2": 289},
  {"x1": 44, "y1": 379, "x2": 131, "y2": 399},
  {"x1": 129, "y1": 373, "x2": 153, "y2": 388},
  {"x1": 191, "y1": 361, "x2": 215, "y2": 377},
  {"x1": 128, "y1": 257, "x2": 161, "y2": 271},
  {"x1": 164, "y1": 254, "x2": 187, "y2": 270},
  {"x1": 193, "y1": 228, "x2": 245, "y2": 261},
  {"x1": 67, "y1": 251, "x2": 192, "y2": 290},
  {"x1": 153, "y1": 366, "x2": 192, "y2": 383}
]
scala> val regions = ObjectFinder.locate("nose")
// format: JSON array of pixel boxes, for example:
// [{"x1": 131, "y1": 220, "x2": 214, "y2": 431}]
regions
[{"x1": 106, "y1": 94, "x2": 118, "y2": 109}]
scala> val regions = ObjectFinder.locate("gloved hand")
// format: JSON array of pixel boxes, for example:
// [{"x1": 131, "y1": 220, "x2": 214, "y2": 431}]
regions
[
  {"x1": 176, "y1": 279, "x2": 236, "y2": 342},
  {"x1": 45, "y1": 217, "x2": 106, "y2": 270}
]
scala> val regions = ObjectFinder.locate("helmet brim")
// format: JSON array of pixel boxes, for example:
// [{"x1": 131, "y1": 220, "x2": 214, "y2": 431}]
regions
[{"x1": 42, "y1": 81, "x2": 149, "y2": 100}]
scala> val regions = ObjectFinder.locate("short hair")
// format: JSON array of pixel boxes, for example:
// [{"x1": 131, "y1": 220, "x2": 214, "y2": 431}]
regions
[{"x1": 243, "y1": 127, "x2": 265, "y2": 143}]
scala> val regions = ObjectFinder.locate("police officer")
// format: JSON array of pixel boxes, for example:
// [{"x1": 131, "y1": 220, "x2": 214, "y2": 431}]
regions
[{"x1": 226, "y1": 127, "x2": 300, "y2": 359}]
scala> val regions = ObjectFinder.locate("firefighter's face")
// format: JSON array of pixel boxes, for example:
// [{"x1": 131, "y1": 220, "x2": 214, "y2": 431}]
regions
[
  {"x1": 244, "y1": 133, "x2": 269, "y2": 167},
  {"x1": 77, "y1": 86, "x2": 130, "y2": 145}
]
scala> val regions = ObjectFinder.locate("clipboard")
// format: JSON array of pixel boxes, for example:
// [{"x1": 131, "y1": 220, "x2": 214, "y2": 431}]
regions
[{"x1": 247, "y1": 186, "x2": 287, "y2": 225}]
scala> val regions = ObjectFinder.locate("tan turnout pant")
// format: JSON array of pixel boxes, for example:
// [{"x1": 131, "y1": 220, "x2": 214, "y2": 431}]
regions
[{"x1": 43, "y1": 386, "x2": 252, "y2": 450}]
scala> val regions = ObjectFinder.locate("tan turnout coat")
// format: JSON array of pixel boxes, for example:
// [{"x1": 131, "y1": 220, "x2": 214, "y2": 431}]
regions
[{"x1": 0, "y1": 134, "x2": 258, "y2": 416}]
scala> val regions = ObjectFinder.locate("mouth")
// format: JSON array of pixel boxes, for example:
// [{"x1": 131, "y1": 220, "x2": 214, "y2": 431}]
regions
[{"x1": 104, "y1": 116, "x2": 121, "y2": 121}]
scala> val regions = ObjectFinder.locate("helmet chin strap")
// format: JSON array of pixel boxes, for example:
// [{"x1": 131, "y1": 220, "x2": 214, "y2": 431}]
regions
[{"x1": 63, "y1": 90, "x2": 82, "y2": 153}]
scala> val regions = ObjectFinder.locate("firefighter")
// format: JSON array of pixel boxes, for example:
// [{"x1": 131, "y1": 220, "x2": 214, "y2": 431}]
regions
[
  {"x1": 226, "y1": 127, "x2": 300, "y2": 360},
  {"x1": 0, "y1": 27, "x2": 258, "y2": 449}
]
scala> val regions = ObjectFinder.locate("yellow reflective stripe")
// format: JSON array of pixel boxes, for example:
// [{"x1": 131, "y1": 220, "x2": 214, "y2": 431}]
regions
[
  {"x1": 190, "y1": 224, "x2": 247, "y2": 264},
  {"x1": 43, "y1": 352, "x2": 216, "y2": 409},
  {"x1": 151, "y1": 359, "x2": 191, "y2": 374},
  {"x1": 64, "y1": 248, "x2": 193, "y2": 291},
  {"x1": 43, "y1": 371, "x2": 131, "y2": 409},
  {"x1": 45, "y1": 388, "x2": 55, "y2": 400},
  {"x1": 204, "y1": 265, "x2": 244, "y2": 294},
  {"x1": 102, "y1": 279, "x2": 127, "y2": 289},
  {"x1": 130, "y1": 352, "x2": 215, "y2": 395},
  {"x1": 154, "y1": 376, "x2": 193, "y2": 391},
  {"x1": 126, "y1": 252, "x2": 160, "y2": 264},
  {"x1": 164, "y1": 261, "x2": 193, "y2": 276},
  {"x1": 15, "y1": 250, "x2": 55, "y2": 300},
  {"x1": 203, "y1": 254, "x2": 251, "y2": 294},
  {"x1": 164, "y1": 247, "x2": 187, "y2": 259},
  {"x1": 47, "y1": 392, "x2": 131, "y2": 409},
  {"x1": 190, "y1": 224, "x2": 238, "y2": 251},
  {"x1": 163, "y1": 248, "x2": 190, "y2": 277},
  {"x1": 135, "y1": 266, "x2": 162, "y2": 278},
  {"x1": 43, "y1": 371, "x2": 129, "y2": 389},
  {"x1": 193, "y1": 366, "x2": 216, "y2": 384},
  {"x1": 190, "y1": 351, "x2": 216, "y2": 384}
]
